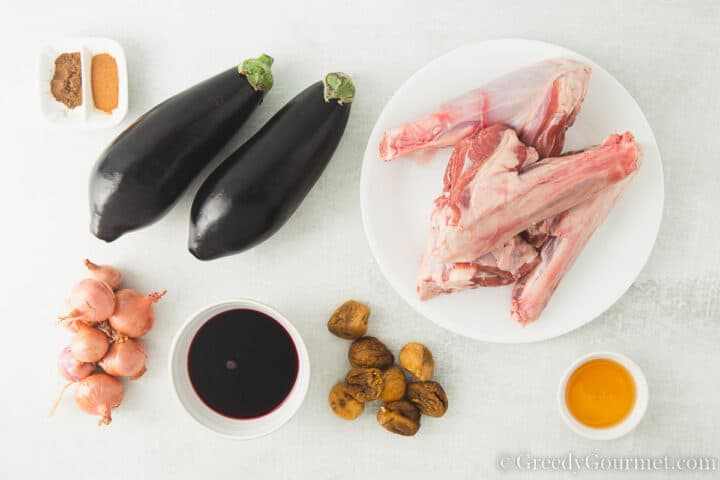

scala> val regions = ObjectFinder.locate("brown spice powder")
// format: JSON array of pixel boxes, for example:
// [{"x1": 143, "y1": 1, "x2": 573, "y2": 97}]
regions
[
  {"x1": 51, "y1": 52, "x2": 83, "y2": 109},
  {"x1": 91, "y1": 54, "x2": 119, "y2": 114}
]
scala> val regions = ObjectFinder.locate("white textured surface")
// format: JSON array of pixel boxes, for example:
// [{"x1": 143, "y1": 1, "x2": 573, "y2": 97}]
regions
[{"x1": 1, "y1": 1, "x2": 718, "y2": 479}]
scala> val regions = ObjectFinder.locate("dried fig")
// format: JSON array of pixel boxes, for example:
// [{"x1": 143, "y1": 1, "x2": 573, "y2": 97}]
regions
[
  {"x1": 327, "y1": 300, "x2": 369, "y2": 340},
  {"x1": 399, "y1": 342, "x2": 434, "y2": 381},
  {"x1": 345, "y1": 367, "x2": 383, "y2": 402},
  {"x1": 377, "y1": 400, "x2": 421, "y2": 436},
  {"x1": 407, "y1": 381, "x2": 448, "y2": 417},
  {"x1": 329, "y1": 383, "x2": 364, "y2": 420},
  {"x1": 381, "y1": 365, "x2": 407, "y2": 402},
  {"x1": 348, "y1": 336, "x2": 394, "y2": 369}
]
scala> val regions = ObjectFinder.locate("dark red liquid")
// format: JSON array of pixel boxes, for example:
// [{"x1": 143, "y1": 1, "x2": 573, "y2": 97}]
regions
[{"x1": 187, "y1": 308, "x2": 299, "y2": 419}]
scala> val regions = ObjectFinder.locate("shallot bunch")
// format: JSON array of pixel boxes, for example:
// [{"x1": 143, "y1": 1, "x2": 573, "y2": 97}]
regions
[{"x1": 52, "y1": 259, "x2": 166, "y2": 426}]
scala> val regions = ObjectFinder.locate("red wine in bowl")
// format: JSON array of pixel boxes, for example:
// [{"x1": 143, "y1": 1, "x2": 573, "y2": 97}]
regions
[{"x1": 187, "y1": 308, "x2": 299, "y2": 419}]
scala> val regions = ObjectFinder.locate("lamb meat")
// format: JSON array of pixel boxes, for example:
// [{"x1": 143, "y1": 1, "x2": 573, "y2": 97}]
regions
[
  {"x1": 380, "y1": 58, "x2": 591, "y2": 161},
  {"x1": 417, "y1": 235, "x2": 540, "y2": 300},
  {"x1": 510, "y1": 173, "x2": 639, "y2": 324},
  {"x1": 424, "y1": 127, "x2": 640, "y2": 264},
  {"x1": 417, "y1": 125, "x2": 541, "y2": 300}
]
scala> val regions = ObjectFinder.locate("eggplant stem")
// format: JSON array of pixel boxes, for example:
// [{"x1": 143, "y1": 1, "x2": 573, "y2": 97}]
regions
[
  {"x1": 323, "y1": 72, "x2": 355, "y2": 105},
  {"x1": 239, "y1": 54, "x2": 274, "y2": 92}
]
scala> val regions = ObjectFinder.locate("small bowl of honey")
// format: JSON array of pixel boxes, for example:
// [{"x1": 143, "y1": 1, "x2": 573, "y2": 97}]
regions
[{"x1": 558, "y1": 352, "x2": 648, "y2": 440}]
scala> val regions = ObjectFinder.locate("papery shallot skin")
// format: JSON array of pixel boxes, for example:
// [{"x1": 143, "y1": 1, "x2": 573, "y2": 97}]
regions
[
  {"x1": 108, "y1": 289, "x2": 166, "y2": 338},
  {"x1": 511, "y1": 170, "x2": 640, "y2": 324},
  {"x1": 380, "y1": 58, "x2": 591, "y2": 161},
  {"x1": 64, "y1": 278, "x2": 116, "y2": 325},
  {"x1": 70, "y1": 320, "x2": 110, "y2": 363},
  {"x1": 74, "y1": 373, "x2": 124, "y2": 426},
  {"x1": 58, "y1": 347, "x2": 95, "y2": 382},
  {"x1": 99, "y1": 339, "x2": 147, "y2": 379},
  {"x1": 425, "y1": 128, "x2": 640, "y2": 264},
  {"x1": 84, "y1": 259, "x2": 122, "y2": 290}
]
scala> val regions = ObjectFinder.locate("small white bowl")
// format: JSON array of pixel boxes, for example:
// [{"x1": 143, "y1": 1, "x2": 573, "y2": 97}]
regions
[
  {"x1": 558, "y1": 351, "x2": 648, "y2": 440},
  {"x1": 169, "y1": 299, "x2": 310, "y2": 439},
  {"x1": 38, "y1": 37, "x2": 128, "y2": 128}
]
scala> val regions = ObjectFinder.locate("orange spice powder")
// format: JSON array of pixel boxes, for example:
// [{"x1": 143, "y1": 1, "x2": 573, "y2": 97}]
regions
[{"x1": 91, "y1": 54, "x2": 119, "y2": 114}]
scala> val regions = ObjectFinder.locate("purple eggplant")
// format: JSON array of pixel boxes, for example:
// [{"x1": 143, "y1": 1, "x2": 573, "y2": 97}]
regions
[
  {"x1": 89, "y1": 54, "x2": 274, "y2": 242},
  {"x1": 189, "y1": 72, "x2": 354, "y2": 260}
]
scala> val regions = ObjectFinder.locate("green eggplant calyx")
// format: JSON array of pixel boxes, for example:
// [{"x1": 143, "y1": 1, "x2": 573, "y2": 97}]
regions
[
  {"x1": 323, "y1": 72, "x2": 355, "y2": 105},
  {"x1": 239, "y1": 54, "x2": 274, "y2": 92}
]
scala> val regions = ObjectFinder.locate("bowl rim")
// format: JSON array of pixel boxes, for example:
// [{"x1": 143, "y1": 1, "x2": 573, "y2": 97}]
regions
[
  {"x1": 168, "y1": 298, "x2": 311, "y2": 439},
  {"x1": 557, "y1": 351, "x2": 648, "y2": 440}
]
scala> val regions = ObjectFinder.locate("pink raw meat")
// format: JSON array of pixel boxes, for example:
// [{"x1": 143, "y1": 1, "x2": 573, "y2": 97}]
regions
[
  {"x1": 510, "y1": 171, "x2": 640, "y2": 324},
  {"x1": 417, "y1": 235, "x2": 540, "y2": 300},
  {"x1": 380, "y1": 58, "x2": 591, "y2": 161},
  {"x1": 424, "y1": 127, "x2": 640, "y2": 264},
  {"x1": 417, "y1": 125, "x2": 541, "y2": 300}
]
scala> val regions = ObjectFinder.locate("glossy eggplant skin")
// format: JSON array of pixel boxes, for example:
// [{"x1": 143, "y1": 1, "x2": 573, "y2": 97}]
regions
[
  {"x1": 189, "y1": 81, "x2": 351, "y2": 260},
  {"x1": 89, "y1": 68, "x2": 265, "y2": 242}
]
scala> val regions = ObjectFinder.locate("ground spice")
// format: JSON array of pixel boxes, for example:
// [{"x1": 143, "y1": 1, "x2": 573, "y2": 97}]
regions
[
  {"x1": 51, "y1": 52, "x2": 83, "y2": 109},
  {"x1": 91, "y1": 54, "x2": 119, "y2": 114}
]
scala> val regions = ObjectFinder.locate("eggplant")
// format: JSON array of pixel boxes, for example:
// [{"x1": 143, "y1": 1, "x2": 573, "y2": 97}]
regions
[
  {"x1": 89, "y1": 54, "x2": 274, "y2": 242},
  {"x1": 188, "y1": 72, "x2": 355, "y2": 260}
]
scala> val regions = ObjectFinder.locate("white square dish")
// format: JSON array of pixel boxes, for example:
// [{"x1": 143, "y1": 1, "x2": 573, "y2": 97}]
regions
[{"x1": 38, "y1": 37, "x2": 128, "y2": 128}]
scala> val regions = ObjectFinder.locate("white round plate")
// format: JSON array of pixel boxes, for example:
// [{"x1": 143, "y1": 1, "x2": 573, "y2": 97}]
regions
[{"x1": 360, "y1": 39, "x2": 663, "y2": 343}]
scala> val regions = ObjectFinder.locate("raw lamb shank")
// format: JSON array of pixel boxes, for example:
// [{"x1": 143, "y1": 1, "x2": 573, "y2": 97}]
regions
[
  {"x1": 417, "y1": 125, "x2": 542, "y2": 300},
  {"x1": 380, "y1": 58, "x2": 591, "y2": 161},
  {"x1": 417, "y1": 235, "x2": 539, "y2": 301},
  {"x1": 416, "y1": 127, "x2": 640, "y2": 300},
  {"x1": 425, "y1": 128, "x2": 639, "y2": 265},
  {"x1": 511, "y1": 172, "x2": 640, "y2": 324},
  {"x1": 388, "y1": 58, "x2": 593, "y2": 293}
]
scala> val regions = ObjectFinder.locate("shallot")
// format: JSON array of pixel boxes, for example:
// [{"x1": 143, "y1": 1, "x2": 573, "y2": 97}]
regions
[
  {"x1": 59, "y1": 299, "x2": 81, "y2": 332},
  {"x1": 50, "y1": 347, "x2": 97, "y2": 416},
  {"x1": 70, "y1": 321, "x2": 110, "y2": 363},
  {"x1": 99, "y1": 339, "x2": 147, "y2": 379},
  {"x1": 58, "y1": 346, "x2": 95, "y2": 382},
  {"x1": 109, "y1": 289, "x2": 166, "y2": 338},
  {"x1": 52, "y1": 260, "x2": 162, "y2": 426},
  {"x1": 84, "y1": 259, "x2": 123, "y2": 290},
  {"x1": 61, "y1": 278, "x2": 116, "y2": 326},
  {"x1": 74, "y1": 373, "x2": 124, "y2": 426}
]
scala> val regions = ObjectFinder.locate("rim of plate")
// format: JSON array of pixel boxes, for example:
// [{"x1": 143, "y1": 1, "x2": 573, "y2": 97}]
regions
[{"x1": 360, "y1": 38, "x2": 664, "y2": 343}]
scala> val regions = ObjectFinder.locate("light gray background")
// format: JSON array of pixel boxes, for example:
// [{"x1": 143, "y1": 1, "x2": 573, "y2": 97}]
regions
[{"x1": 1, "y1": 1, "x2": 718, "y2": 478}]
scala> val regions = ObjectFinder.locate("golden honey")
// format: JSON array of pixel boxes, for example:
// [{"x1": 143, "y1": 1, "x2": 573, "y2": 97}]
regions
[{"x1": 565, "y1": 358, "x2": 636, "y2": 428}]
